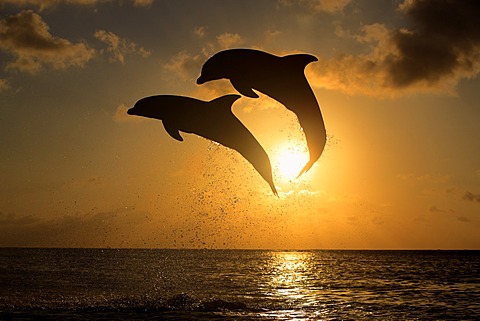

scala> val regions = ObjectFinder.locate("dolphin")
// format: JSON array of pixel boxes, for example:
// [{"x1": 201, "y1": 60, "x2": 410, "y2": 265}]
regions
[
  {"x1": 197, "y1": 49, "x2": 326, "y2": 177},
  {"x1": 127, "y1": 94, "x2": 278, "y2": 196}
]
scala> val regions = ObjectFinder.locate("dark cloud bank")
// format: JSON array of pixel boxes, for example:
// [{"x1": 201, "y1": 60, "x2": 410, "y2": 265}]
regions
[
  {"x1": 388, "y1": 0, "x2": 480, "y2": 88},
  {"x1": 313, "y1": 0, "x2": 480, "y2": 97}
]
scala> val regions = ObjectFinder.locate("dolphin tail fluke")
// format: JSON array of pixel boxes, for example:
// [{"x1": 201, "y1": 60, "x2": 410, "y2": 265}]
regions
[
  {"x1": 270, "y1": 184, "x2": 279, "y2": 197},
  {"x1": 296, "y1": 160, "x2": 315, "y2": 178}
]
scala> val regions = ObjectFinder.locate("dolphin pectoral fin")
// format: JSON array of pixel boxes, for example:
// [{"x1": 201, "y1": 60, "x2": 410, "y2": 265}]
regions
[
  {"x1": 163, "y1": 122, "x2": 184, "y2": 141},
  {"x1": 231, "y1": 80, "x2": 259, "y2": 98}
]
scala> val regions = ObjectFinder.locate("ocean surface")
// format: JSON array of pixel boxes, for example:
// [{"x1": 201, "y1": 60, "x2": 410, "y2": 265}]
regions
[{"x1": 0, "y1": 249, "x2": 479, "y2": 320}]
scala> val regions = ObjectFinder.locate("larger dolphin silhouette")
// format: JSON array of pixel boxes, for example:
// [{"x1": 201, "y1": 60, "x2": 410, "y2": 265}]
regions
[
  {"x1": 197, "y1": 49, "x2": 326, "y2": 177},
  {"x1": 127, "y1": 94, "x2": 278, "y2": 196}
]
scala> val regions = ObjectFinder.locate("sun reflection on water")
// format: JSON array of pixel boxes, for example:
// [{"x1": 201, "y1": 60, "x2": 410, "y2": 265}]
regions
[{"x1": 262, "y1": 251, "x2": 320, "y2": 319}]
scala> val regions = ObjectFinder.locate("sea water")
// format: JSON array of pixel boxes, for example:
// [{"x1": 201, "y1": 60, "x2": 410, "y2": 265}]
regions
[{"x1": 0, "y1": 249, "x2": 479, "y2": 320}]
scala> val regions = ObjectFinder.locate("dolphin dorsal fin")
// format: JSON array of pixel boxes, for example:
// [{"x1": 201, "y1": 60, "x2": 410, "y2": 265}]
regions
[
  {"x1": 162, "y1": 121, "x2": 184, "y2": 141},
  {"x1": 284, "y1": 54, "x2": 318, "y2": 70},
  {"x1": 209, "y1": 94, "x2": 241, "y2": 110}
]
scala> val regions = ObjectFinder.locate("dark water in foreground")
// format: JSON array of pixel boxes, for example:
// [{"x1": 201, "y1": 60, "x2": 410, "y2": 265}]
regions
[{"x1": 0, "y1": 249, "x2": 479, "y2": 320}]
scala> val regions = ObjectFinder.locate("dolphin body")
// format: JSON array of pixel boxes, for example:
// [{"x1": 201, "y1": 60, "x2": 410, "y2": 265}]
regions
[
  {"x1": 127, "y1": 94, "x2": 278, "y2": 196},
  {"x1": 197, "y1": 49, "x2": 326, "y2": 177}
]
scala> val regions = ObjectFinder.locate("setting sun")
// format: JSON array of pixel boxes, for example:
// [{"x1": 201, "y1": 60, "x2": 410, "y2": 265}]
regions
[{"x1": 273, "y1": 142, "x2": 310, "y2": 181}]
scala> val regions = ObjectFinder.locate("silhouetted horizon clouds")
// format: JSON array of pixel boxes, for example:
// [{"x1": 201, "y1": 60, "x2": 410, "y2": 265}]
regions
[{"x1": 129, "y1": 48, "x2": 326, "y2": 196}]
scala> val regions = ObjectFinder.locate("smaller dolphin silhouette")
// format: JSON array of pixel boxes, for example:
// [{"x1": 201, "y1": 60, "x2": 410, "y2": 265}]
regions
[
  {"x1": 128, "y1": 94, "x2": 278, "y2": 196},
  {"x1": 197, "y1": 49, "x2": 326, "y2": 177}
]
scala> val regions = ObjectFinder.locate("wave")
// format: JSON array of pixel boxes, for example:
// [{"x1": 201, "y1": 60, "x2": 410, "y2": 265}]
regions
[{"x1": 0, "y1": 293, "x2": 259, "y2": 320}]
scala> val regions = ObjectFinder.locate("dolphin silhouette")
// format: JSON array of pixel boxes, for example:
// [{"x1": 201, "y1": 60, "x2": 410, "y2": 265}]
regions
[
  {"x1": 197, "y1": 49, "x2": 326, "y2": 177},
  {"x1": 127, "y1": 94, "x2": 278, "y2": 196}
]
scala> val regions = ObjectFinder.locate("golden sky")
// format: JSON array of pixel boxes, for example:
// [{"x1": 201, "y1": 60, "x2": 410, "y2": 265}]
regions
[{"x1": 1, "y1": 0, "x2": 480, "y2": 249}]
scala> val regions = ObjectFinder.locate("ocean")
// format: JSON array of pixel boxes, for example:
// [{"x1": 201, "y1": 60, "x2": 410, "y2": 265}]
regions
[{"x1": 0, "y1": 249, "x2": 478, "y2": 320}]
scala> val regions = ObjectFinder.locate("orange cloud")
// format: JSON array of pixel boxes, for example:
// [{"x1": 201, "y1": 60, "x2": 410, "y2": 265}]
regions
[
  {"x1": 94, "y1": 30, "x2": 151, "y2": 64},
  {"x1": 163, "y1": 50, "x2": 206, "y2": 82},
  {"x1": 2, "y1": 0, "x2": 156, "y2": 10},
  {"x1": 1, "y1": 0, "x2": 153, "y2": 10},
  {"x1": 0, "y1": 211, "x2": 39, "y2": 225},
  {"x1": 309, "y1": 0, "x2": 480, "y2": 97},
  {"x1": 194, "y1": 26, "x2": 207, "y2": 38},
  {"x1": 0, "y1": 10, "x2": 95, "y2": 73},
  {"x1": 0, "y1": 79, "x2": 9, "y2": 92},
  {"x1": 463, "y1": 191, "x2": 480, "y2": 204},
  {"x1": 216, "y1": 32, "x2": 245, "y2": 49},
  {"x1": 279, "y1": 0, "x2": 352, "y2": 14},
  {"x1": 0, "y1": 0, "x2": 107, "y2": 11},
  {"x1": 133, "y1": 0, "x2": 153, "y2": 7}
]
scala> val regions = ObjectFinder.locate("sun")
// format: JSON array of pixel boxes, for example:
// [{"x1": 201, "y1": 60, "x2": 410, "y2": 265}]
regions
[{"x1": 273, "y1": 142, "x2": 309, "y2": 181}]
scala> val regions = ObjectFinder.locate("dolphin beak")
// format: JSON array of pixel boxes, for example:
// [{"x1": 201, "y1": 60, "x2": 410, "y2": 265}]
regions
[
  {"x1": 127, "y1": 107, "x2": 136, "y2": 115},
  {"x1": 196, "y1": 76, "x2": 205, "y2": 85}
]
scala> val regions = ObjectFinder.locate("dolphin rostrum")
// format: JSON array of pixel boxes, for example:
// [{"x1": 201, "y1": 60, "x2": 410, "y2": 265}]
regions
[
  {"x1": 197, "y1": 49, "x2": 326, "y2": 177},
  {"x1": 128, "y1": 94, "x2": 278, "y2": 196}
]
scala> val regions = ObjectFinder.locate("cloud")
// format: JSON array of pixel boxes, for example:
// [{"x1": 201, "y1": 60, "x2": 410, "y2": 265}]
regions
[
  {"x1": 0, "y1": 0, "x2": 108, "y2": 11},
  {"x1": 298, "y1": 189, "x2": 321, "y2": 196},
  {"x1": 94, "y1": 30, "x2": 151, "y2": 64},
  {"x1": 0, "y1": 207, "x2": 153, "y2": 247},
  {"x1": 279, "y1": 0, "x2": 351, "y2": 14},
  {"x1": 0, "y1": 10, "x2": 95, "y2": 73},
  {"x1": 133, "y1": 0, "x2": 153, "y2": 7},
  {"x1": 397, "y1": 172, "x2": 452, "y2": 183},
  {"x1": 163, "y1": 31, "x2": 244, "y2": 82},
  {"x1": 0, "y1": 12, "x2": 150, "y2": 75},
  {"x1": 310, "y1": 0, "x2": 480, "y2": 97},
  {"x1": 163, "y1": 50, "x2": 206, "y2": 82},
  {"x1": 0, "y1": 79, "x2": 10, "y2": 92},
  {"x1": 2, "y1": 0, "x2": 154, "y2": 10},
  {"x1": 428, "y1": 205, "x2": 453, "y2": 214},
  {"x1": 463, "y1": 191, "x2": 480, "y2": 203},
  {"x1": 216, "y1": 32, "x2": 245, "y2": 49},
  {"x1": 62, "y1": 175, "x2": 103, "y2": 190},
  {"x1": 445, "y1": 187, "x2": 480, "y2": 206},
  {"x1": 425, "y1": 205, "x2": 471, "y2": 224},
  {"x1": 194, "y1": 26, "x2": 207, "y2": 38},
  {"x1": 388, "y1": 0, "x2": 480, "y2": 87},
  {"x1": 278, "y1": 188, "x2": 322, "y2": 198},
  {"x1": 0, "y1": 211, "x2": 38, "y2": 225},
  {"x1": 163, "y1": 31, "x2": 247, "y2": 90},
  {"x1": 263, "y1": 29, "x2": 282, "y2": 44}
]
